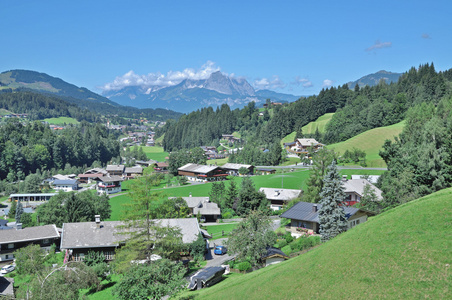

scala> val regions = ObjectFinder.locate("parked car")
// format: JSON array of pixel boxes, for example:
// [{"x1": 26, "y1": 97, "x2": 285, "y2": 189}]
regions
[
  {"x1": 214, "y1": 246, "x2": 227, "y2": 255},
  {"x1": 0, "y1": 264, "x2": 15, "y2": 274}
]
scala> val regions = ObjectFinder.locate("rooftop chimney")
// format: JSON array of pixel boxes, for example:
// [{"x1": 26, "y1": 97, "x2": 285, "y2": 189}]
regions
[
  {"x1": 312, "y1": 204, "x2": 318, "y2": 213},
  {"x1": 342, "y1": 175, "x2": 347, "y2": 182},
  {"x1": 16, "y1": 223, "x2": 22, "y2": 230},
  {"x1": 95, "y1": 215, "x2": 101, "y2": 228}
]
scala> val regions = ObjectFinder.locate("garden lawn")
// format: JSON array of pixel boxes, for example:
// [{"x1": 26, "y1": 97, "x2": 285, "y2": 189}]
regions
[
  {"x1": 327, "y1": 121, "x2": 405, "y2": 167},
  {"x1": 203, "y1": 223, "x2": 239, "y2": 239}
]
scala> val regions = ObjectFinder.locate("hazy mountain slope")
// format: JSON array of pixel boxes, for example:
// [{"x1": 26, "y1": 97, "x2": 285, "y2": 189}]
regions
[{"x1": 347, "y1": 70, "x2": 402, "y2": 88}]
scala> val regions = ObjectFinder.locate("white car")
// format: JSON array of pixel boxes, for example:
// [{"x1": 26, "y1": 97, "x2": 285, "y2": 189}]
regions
[{"x1": 0, "y1": 264, "x2": 15, "y2": 274}]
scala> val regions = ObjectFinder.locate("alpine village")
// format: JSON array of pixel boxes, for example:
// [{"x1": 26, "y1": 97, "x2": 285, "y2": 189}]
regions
[{"x1": 1, "y1": 4, "x2": 451, "y2": 300}]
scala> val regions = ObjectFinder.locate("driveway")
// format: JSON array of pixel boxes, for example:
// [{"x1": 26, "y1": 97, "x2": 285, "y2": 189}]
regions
[{"x1": 205, "y1": 238, "x2": 234, "y2": 267}]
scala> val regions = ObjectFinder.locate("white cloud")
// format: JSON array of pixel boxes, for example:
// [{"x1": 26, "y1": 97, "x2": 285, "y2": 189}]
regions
[
  {"x1": 365, "y1": 40, "x2": 392, "y2": 51},
  {"x1": 100, "y1": 61, "x2": 220, "y2": 92},
  {"x1": 291, "y1": 76, "x2": 313, "y2": 88},
  {"x1": 253, "y1": 75, "x2": 286, "y2": 90},
  {"x1": 322, "y1": 79, "x2": 333, "y2": 88}
]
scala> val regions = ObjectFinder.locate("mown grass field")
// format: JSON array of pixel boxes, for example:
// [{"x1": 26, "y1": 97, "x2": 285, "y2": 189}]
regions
[
  {"x1": 281, "y1": 113, "x2": 335, "y2": 144},
  {"x1": 202, "y1": 223, "x2": 239, "y2": 239},
  {"x1": 107, "y1": 168, "x2": 384, "y2": 221},
  {"x1": 328, "y1": 121, "x2": 405, "y2": 167},
  {"x1": 185, "y1": 186, "x2": 452, "y2": 299},
  {"x1": 140, "y1": 146, "x2": 169, "y2": 162},
  {"x1": 42, "y1": 117, "x2": 79, "y2": 125}
]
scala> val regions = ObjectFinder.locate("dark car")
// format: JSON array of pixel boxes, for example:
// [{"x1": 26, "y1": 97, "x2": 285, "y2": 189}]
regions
[{"x1": 214, "y1": 245, "x2": 227, "y2": 255}]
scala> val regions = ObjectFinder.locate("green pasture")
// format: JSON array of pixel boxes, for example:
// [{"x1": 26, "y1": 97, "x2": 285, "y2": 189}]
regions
[
  {"x1": 140, "y1": 146, "x2": 169, "y2": 162},
  {"x1": 42, "y1": 117, "x2": 79, "y2": 125}
]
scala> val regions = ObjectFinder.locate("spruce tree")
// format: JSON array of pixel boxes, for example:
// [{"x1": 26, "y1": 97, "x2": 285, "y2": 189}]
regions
[
  {"x1": 318, "y1": 161, "x2": 347, "y2": 242},
  {"x1": 15, "y1": 200, "x2": 24, "y2": 223}
]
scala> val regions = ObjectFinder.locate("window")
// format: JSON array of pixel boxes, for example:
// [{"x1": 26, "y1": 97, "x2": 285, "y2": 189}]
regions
[
  {"x1": 41, "y1": 239, "x2": 50, "y2": 245},
  {"x1": 5, "y1": 255, "x2": 8, "y2": 259},
  {"x1": 8, "y1": 243, "x2": 14, "y2": 249},
  {"x1": 356, "y1": 220, "x2": 360, "y2": 225}
]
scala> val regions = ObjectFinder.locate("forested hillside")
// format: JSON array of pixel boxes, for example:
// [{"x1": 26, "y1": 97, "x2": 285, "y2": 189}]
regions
[
  {"x1": 0, "y1": 119, "x2": 120, "y2": 181},
  {"x1": 160, "y1": 63, "x2": 452, "y2": 152}
]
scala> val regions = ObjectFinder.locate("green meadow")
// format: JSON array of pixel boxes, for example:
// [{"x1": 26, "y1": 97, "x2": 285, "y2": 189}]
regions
[
  {"x1": 186, "y1": 186, "x2": 452, "y2": 300},
  {"x1": 140, "y1": 146, "x2": 169, "y2": 162},
  {"x1": 327, "y1": 121, "x2": 405, "y2": 167},
  {"x1": 42, "y1": 117, "x2": 79, "y2": 125}
]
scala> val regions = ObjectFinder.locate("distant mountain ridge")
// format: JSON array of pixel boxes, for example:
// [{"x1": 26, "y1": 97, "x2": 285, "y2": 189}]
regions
[
  {"x1": 0, "y1": 69, "x2": 119, "y2": 106},
  {"x1": 347, "y1": 70, "x2": 402, "y2": 88},
  {"x1": 103, "y1": 71, "x2": 301, "y2": 113}
]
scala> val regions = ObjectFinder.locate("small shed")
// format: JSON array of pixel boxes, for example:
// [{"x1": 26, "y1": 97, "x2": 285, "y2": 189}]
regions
[{"x1": 262, "y1": 247, "x2": 289, "y2": 266}]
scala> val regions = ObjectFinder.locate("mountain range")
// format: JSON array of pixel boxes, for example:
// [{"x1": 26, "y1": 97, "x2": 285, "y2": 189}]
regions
[
  {"x1": 102, "y1": 71, "x2": 301, "y2": 113},
  {"x1": 346, "y1": 70, "x2": 402, "y2": 88}
]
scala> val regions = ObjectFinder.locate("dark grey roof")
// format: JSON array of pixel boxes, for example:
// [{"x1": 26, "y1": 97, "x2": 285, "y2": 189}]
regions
[
  {"x1": 0, "y1": 224, "x2": 60, "y2": 244},
  {"x1": 0, "y1": 277, "x2": 14, "y2": 297},
  {"x1": 262, "y1": 247, "x2": 289, "y2": 259},
  {"x1": 221, "y1": 163, "x2": 253, "y2": 171},
  {"x1": 124, "y1": 166, "x2": 143, "y2": 174},
  {"x1": 280, "y1": 201, "x2": 360, "y2": 223},
  {"x1": 182, "y1": 196, "x2": 209, "y2": 208}
]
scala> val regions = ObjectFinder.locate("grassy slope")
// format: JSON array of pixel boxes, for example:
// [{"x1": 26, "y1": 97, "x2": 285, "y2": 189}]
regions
[
  {"x1": 140, "y1": 146, "x2": 169, "y2": 162},
  {"x1": 189, "y1": 187, "x2": 452, "y2": 299},
  {"x1": 328, "y1": 121, "x2": 405, "y2": 167},
  {"x1": 42, "y1": 117, "x2": 79, "y2": 125},
  {"x1": 281, "y1": 113, "x2": 335, "y2": 144}
]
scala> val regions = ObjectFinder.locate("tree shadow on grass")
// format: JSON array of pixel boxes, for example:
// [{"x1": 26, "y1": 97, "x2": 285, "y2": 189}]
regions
[{"x1": 84, "y1": 279, "x2": 117, "y2": 296}]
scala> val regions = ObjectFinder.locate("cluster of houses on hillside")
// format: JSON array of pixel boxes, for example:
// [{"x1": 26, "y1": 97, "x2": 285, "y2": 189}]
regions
[{"x1": 283, "y1": 138, "x2": 324, "y2": 155}]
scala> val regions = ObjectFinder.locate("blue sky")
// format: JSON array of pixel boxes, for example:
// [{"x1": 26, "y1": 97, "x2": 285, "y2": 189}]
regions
[{"x1": 1, "y1": 0, "x2": 451, "y2": 96}]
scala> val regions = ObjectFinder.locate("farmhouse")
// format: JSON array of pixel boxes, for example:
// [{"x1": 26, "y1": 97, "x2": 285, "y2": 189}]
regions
[
  {"x1": 60, "y1": 216, "x2": 202, "y2": 262},
  {"x1": 124, "y1": 166, "x2": 143, "y2": 178},
  {"x1": 178, "y1": 163, "x2": 228, "y2": 182},
  {"x1": 106, "y1": 165, "x2": 125, "y2": 176},
  {"x1": 0, "y1": 224, "x2": 60, "y2": 262},
  {"x1": 290, "y1": 138, "x2": 324, "y2": 154},
  {"x1": 221, "y1": 163, "x2": 254, "y2": 176},
  {"x1": 280, "y1": 201, "x2": 373, "y2": 235},
  {"x1": 259, "y1": 188, "x2": 302, "y2": 211}
]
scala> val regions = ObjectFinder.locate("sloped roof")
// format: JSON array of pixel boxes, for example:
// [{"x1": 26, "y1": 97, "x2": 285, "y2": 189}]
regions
[
  {"x1": 60, "y1": 218, "x2": 200, "y2": 249},
  {"x1": 193, "y1": 201, "x2": 221, "y2": 216},
  {"x1": 52, "y1": 174, "x2": 71, "y2": 180},
  {"x1": 0, "y1": 224, "x2": 60, "y2": 244},
  {"x1": 182, "y1": 197, "x2": 209, "y2": 208},
  {"x1": 106, "y1": 165, "x2": 125, "y2": 172},
  {"x1": 221, "y1": 163, "x2": 253, "y2": 171},
  {"x1": 262, "y1": 247, "x2": 289, "y2": 260},
  {"x1": 280, "y1": 201, "x2": 360, "y2": 223},
  {"x1": 53, "y1": 179, "x2": 78, "y2": 185},
  {"x1": 296, "y1": 138, "x2": 322, "y2": 147},
  {"x1": 343, "y1": 179, "x2": 383, "y2": 201},
  {"x1": 124, "y1": 166, "x2": 143, "y2": 174},
  {"x1": 0, "y1": 277, "x2": 14, "y2": 297},
  {"x1": 178, "y1": 163, "x2": 219, "y2": 174},
  {"x1": 259, "y1": 188, "x2": 302, "y2": 201},
  {"x1": 96, "y1": 175, "x2": 124, "y2": 183},
  {"x1": 84, "y1": 168, "x2": 108, "y2": 175}
]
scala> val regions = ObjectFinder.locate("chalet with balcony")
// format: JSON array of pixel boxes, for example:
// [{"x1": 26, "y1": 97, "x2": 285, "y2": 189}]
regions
[
  {"x1": 0, "y1": 224, "x2": 60, "y2": 262},
  {"x1": 94, "y1": 175, "x2": 123, "y2": 195},
  {"x1": 106, "y1": 165, "x2": 125, "y2": 176},
  {"x1": 178, "y1": 163, "x2": 228, "y2": 182},
  {"x1": 181, "y1": 196, "x2": 221, "y2": 222},
  {"x1": 290, "y1": 138, "x2": 324, "y2": 154},
  {"x1": 342, "y1": 178, "x2": 383, "y2": 206},
  {"x1": 259, "y1": 188, "x2": 302, "y2": 211},
  {"x1": 221, "y1": 163, "x2": 254, "y2": 176},
  {"x1": 52, "y1": 179, "x2": 79, "y2": 192}
]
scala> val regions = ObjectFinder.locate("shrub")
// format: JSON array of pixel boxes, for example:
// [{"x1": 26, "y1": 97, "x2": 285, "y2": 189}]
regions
[
  {"x1": 274, "y1": 227, "x2": 286, "y2": 237},
  {"x1": 284, "y1": 233, "x2": 294, "y2": 244},
  {"x1": 277, "y1": 239, "x2": 288, "y2": 249},
  {"x1": 281, "y1": 245, "x2": 292, "y2": 256},
  {"x1": 237, "y1": 261, "x2": 252, "y2": 272}
]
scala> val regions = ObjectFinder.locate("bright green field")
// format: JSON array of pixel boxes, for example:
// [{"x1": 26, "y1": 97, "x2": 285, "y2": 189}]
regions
[
  {"x1": 140, "y1": 146, "x2": 169, "y2": 162},
  {"x1": 281, "y1": 113, "x2": 335, "y2": 144},
  {"x1": 186, "y1": 186, "x2": 452, "y2": 300},
  {"x1": 42, "y1": 117, "x2": 79, "y2": 125},
  {"x1": 107, "y1": 168, "x2": 386, "y2": 221},
  {"x1": 203, "y1": 223, "x2": 239, "y2": 239},
  {"x1": 328, "y1": 121, "x2": 405, "y2": 167}
]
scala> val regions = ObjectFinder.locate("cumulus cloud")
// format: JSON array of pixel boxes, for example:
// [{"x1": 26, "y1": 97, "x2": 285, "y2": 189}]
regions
[
  {"x1": 365, "y1": 40, "x2": 392, "y2": 51},
  {"x1": 421, "y1": 33, "x2": 431, "y2": 39},
  {"x1": 100, "y1": 61, "x2": 220, "y2": 92},
  {"x1": 322, "y1": 79, "x2": 333, "y2": 88},
  {"x1": 291, "y1": 76, "x2": 313, "y2": 88},
  {"x1": 253, "y1": 75, "x2": 286, "y2": 90}
]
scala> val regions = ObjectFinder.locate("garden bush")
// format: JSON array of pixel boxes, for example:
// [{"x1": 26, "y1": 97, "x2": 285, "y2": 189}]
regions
[
  {"x1": 237, "y1": 261, "x2": 252, "y2": 272},
  {"x1": 281, "y1": 245, "x2": 292, "y2": 256},
  {"x1": 284, "y1": 233, "x2": 294, "y2": 244},
  {"x1": 277, "y1": 239, "x2": 288, "y2": 249},
  {"x1": 274, "y1": 227, "x2": 286, "y2": 237}
]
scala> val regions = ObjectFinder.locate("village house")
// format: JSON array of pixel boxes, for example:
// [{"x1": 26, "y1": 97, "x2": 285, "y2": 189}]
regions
[
  {"x1": 181, "y1": 196, "x2": 221, "y2": 222},
  {"x1": 259, "y1": 188, "x2": 302, "y2": 211},
  {"x1": 8, "y1": 193, "x2": 56, "y2": 203},
  {"x1": 0, "y1": 224, "x2": 60, "y2": 262},
  {"x1": 256, "y1": 168, "x2": 276, "y2": 175},
  {"x1": 342, "y1": 177, "x2": 383, "y2": 206},
  {"x1": 221, "y1": 163, "x2": 254, "y2": 176},
  {"x1": 93, "y1": 175, "x2": 123, "y2": 195},
  {"x1": 290, "y1": 138, "x2": 324, "y2": 154},
  {"x1": 178, "y1": 163, "x2": 228, "y2": 182},
  {"x1": 60, "y1": 216, "x2": 203, "y2": 262},
  {"x1": 154, "y1": 162, "x2": 169, "y2": 172},
  {"x1": 124, "y1": 166, "x2": 143, "y2": 179},
  {"x1": 106, "y1": 165, "x2": 125, "y2": 176},
  {"x1": 52, "y1": 179, "x2": 79, "y2": 192},
  {"x1": 280, "y1": 201, "x2": 373, "y2": 235}
]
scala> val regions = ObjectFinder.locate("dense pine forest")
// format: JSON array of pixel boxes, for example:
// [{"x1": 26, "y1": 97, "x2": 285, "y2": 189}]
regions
[{"x1": 0, "y1": 119, "x2": 120, "y2": 181}]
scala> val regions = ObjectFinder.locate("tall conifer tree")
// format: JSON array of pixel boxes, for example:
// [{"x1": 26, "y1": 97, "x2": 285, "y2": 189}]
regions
[{"x1": 318, "y1": 161, "x2": 347, "y2": 241}]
